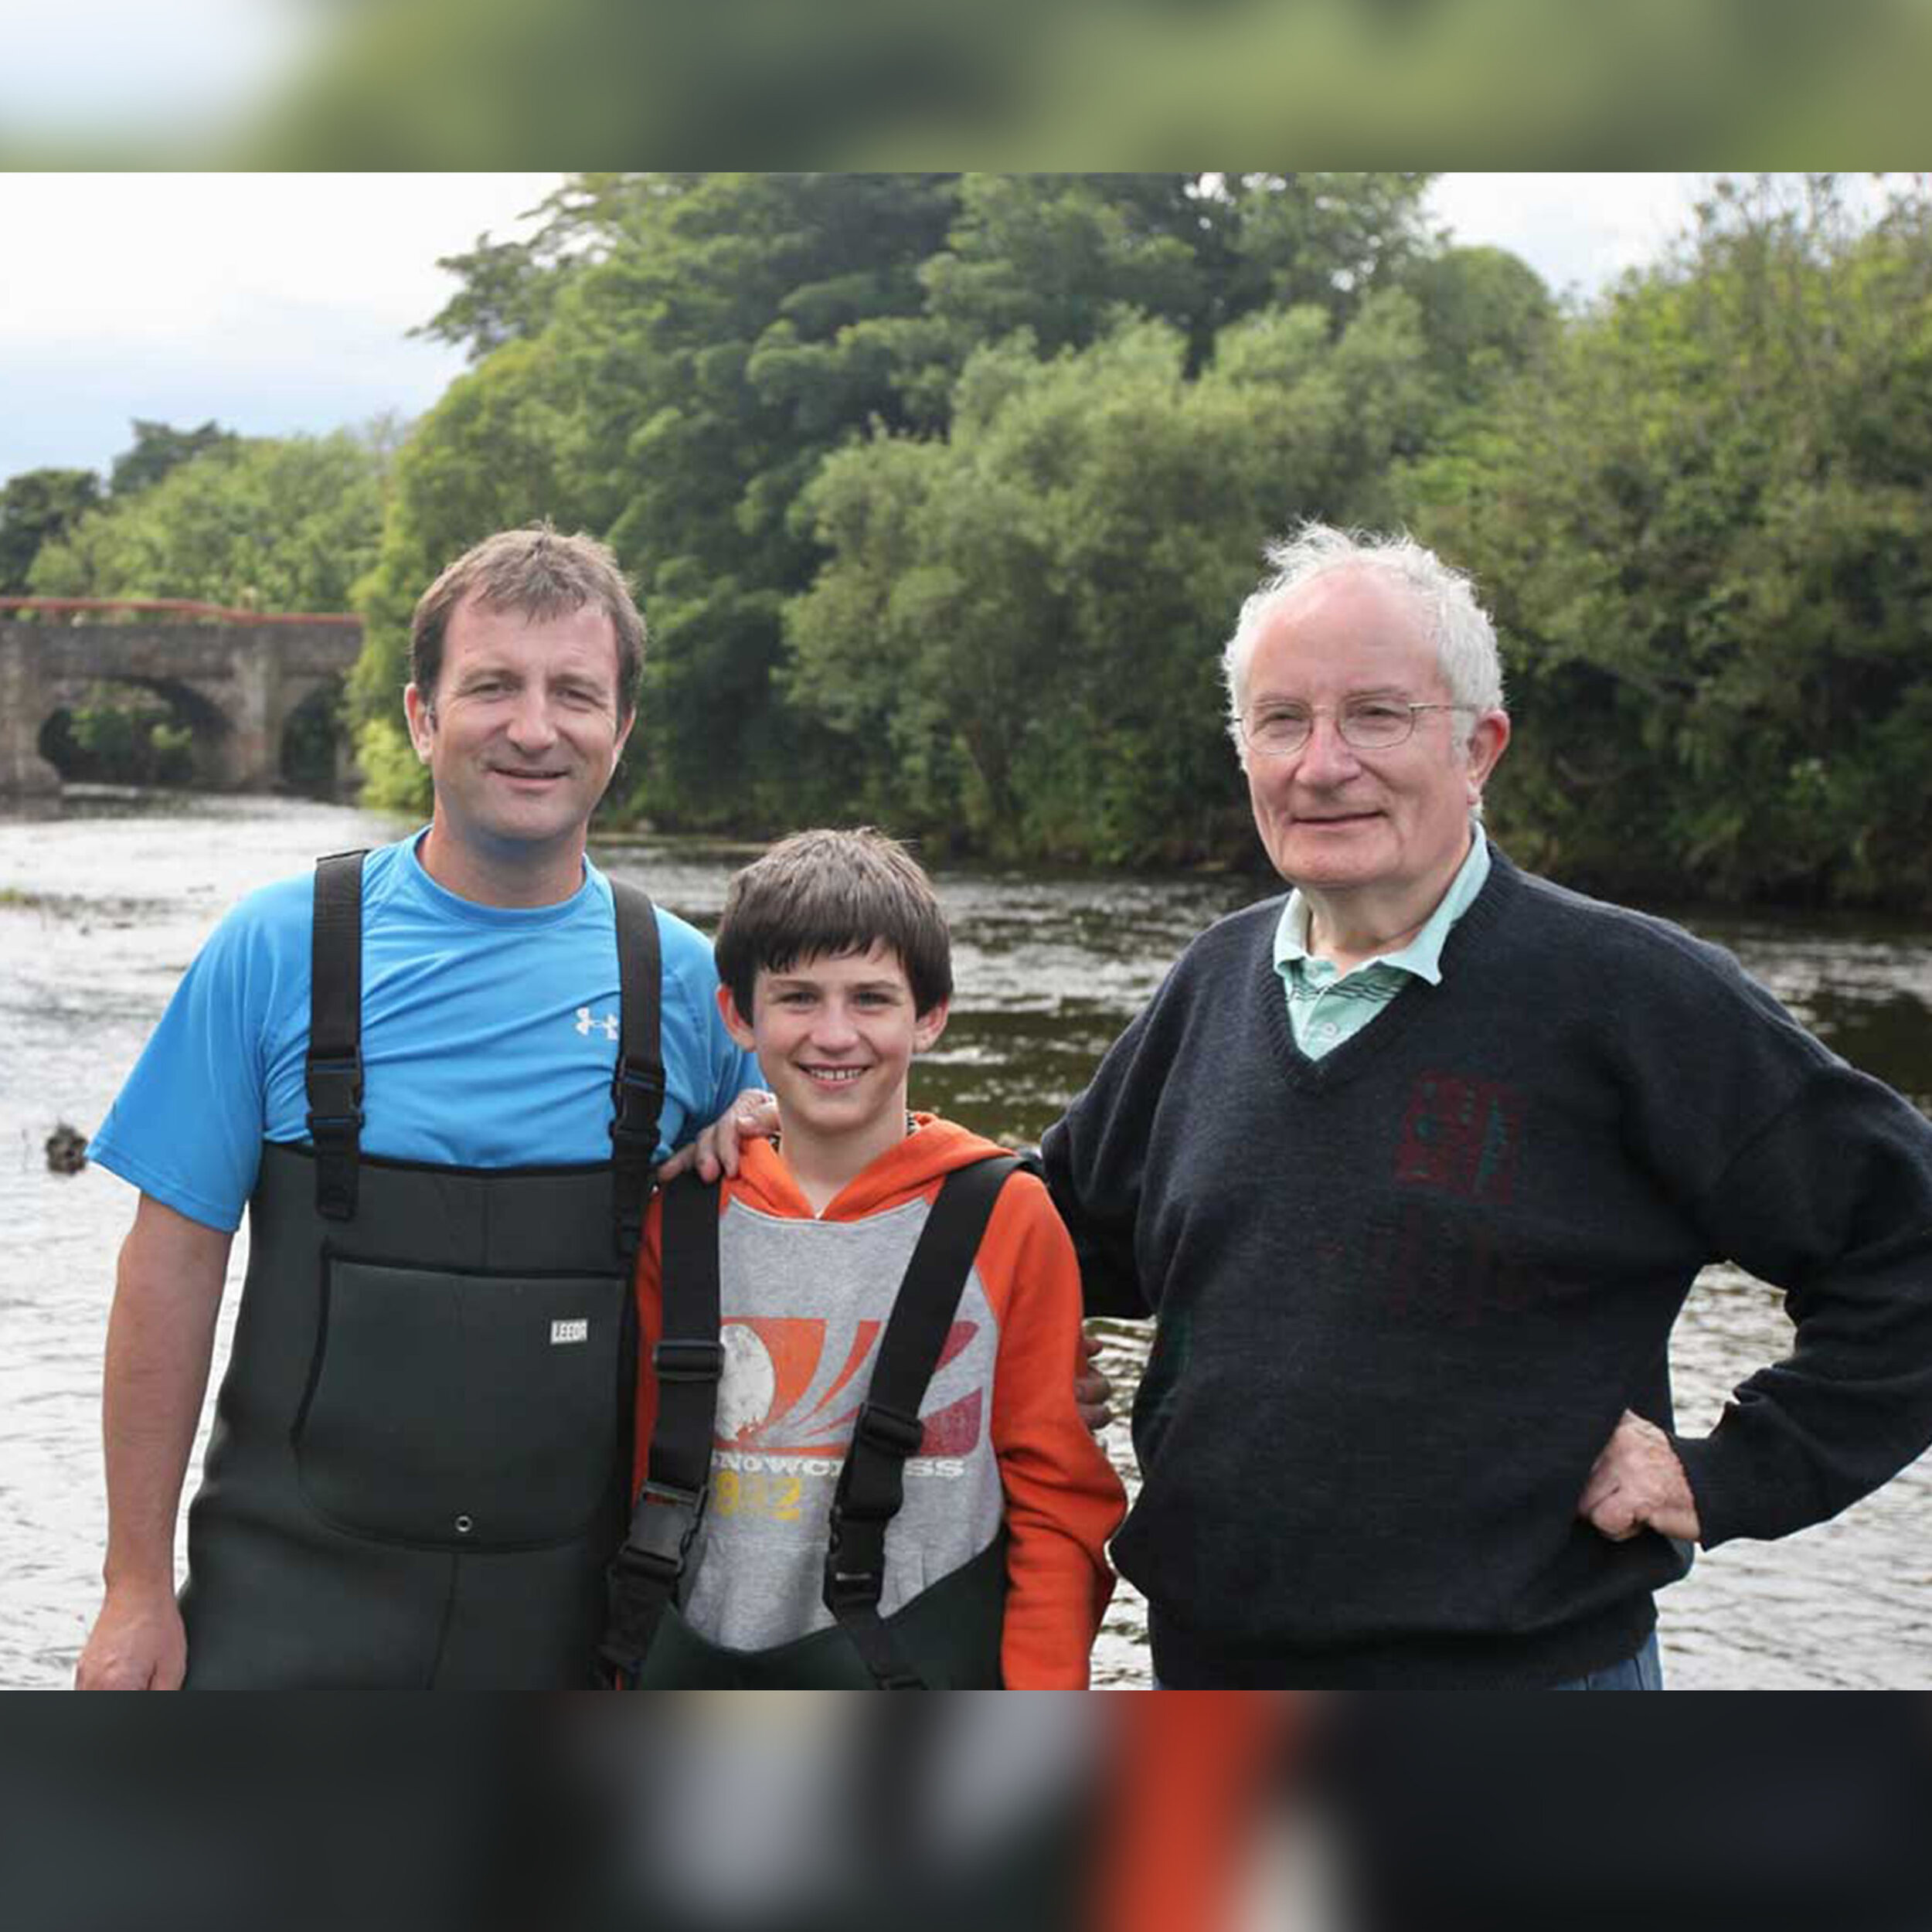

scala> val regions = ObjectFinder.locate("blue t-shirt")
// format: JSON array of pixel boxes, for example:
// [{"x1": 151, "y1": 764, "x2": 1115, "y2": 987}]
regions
[{"x1": 90, "y1": 835, "x2": 759, "y2": 1233}]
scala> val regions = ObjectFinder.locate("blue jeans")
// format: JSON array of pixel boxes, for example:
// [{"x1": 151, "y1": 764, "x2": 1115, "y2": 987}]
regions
[{"x1": 1550, "y1": 1630, "x2": 1663, "y2": 1690}]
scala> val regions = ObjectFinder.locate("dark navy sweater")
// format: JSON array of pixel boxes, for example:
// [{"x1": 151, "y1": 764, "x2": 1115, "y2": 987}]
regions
[{"x1": 1043, "y1": 851, "x2": 1932, "y2": 1686}]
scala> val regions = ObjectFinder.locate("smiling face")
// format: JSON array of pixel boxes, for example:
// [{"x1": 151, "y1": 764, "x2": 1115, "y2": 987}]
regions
[
  {"x1": 1242, "y1": 567, "x2": 1509, "y2": 922},
  {"x1": 403, "y1": 593, "x2": 632, "y2": 902},
  {"x1": 718, "y1": 943, "x2": 947, "y2": 1185}
]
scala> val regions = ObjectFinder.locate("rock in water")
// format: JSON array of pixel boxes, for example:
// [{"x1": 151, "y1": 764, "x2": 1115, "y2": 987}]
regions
[{"x1": 46, "y1": 1123, "x2": 88, "y2": 1174}]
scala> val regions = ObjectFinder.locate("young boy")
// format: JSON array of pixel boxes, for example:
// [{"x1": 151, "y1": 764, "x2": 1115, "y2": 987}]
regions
[{"x1": 602, "y1": 828, "x2": 1124, "y2": 1688}]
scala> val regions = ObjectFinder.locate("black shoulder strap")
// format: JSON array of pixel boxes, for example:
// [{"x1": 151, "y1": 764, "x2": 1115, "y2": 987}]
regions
[
  {"x1": 305, "y1": 849, "x2": 368, "y2": 1221},
  {"x1": 599, "y1": 1174, "x2": 724, "y2": 1688},
  {"x1": 607, "y1": 879, "x2": 665, "y2": 1263},
  {"x1": 825, "y1": 1153, "x2": 1021, "y2": 1689}
]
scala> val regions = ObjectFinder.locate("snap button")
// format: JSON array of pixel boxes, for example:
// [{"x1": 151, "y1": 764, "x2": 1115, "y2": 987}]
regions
[{"x1": 454, "y1": 1515, "x2": 474, "y2": 1536}]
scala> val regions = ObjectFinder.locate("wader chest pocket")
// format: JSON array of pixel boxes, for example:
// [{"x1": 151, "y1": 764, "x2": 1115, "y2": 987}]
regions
[{"x1": 294, "y1": 1257, "x2": 626, "y2": 1550}]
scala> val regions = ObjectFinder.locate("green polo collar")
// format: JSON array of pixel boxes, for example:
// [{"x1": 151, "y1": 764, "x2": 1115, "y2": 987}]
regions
[{"x1": 1274, "y1": 824, "x2": 1492, "y2": 988}]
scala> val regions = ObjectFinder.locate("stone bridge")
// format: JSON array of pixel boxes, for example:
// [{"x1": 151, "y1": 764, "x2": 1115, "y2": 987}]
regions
[{"x1": 0, "y1": 599, "x2": 364, "y2": 794}]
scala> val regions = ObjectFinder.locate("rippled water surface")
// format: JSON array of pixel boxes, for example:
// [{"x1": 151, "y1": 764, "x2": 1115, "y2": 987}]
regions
[{"x1": 4, "y1": 794, "x2": 1930, "y2": 1689}]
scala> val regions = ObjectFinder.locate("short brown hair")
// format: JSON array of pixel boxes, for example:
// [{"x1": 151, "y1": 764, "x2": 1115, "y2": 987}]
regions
[
  {"x1": 410, "y1": 524, "x2": 645, "y2": 718},
  {"x1": 715, "y1": 828, "x2": 953, "y2": 1019}
]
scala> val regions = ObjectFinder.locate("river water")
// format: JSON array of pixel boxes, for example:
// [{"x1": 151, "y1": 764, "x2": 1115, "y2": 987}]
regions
[{"x1": 3, "y1": 792, "x2": 1930, "y2": 1689}]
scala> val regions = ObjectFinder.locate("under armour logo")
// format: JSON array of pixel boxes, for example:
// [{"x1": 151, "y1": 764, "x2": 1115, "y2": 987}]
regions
[{"x1": 575, "y1": 1006, "x2": 620, "y2": 1041}]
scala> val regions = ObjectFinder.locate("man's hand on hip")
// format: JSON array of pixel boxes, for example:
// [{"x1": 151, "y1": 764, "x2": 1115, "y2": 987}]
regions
[
  {"x1": 1577, "y1": 1409, "x2": 1702, "y2": 1544},
  {"x1": 74, "y1": 1580, "x2": 185, "y2": 1690}
]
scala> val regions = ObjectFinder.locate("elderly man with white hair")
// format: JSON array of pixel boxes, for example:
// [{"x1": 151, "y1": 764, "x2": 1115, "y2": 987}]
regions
[{"x1": 1040, "y1": 521, "x2": 1932, "y2": 1689}]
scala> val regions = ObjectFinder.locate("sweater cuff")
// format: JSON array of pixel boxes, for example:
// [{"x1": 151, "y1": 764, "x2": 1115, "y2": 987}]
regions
[{"x1": 1668, "y1": 1429, "x2": 1752, "y2": 1550}]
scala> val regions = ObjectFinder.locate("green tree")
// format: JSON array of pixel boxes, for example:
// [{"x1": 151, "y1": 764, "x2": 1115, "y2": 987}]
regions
[
  {"x1": 1397, "y1": 244, "x2": 1557, "y2": 404},
  {"x1": 549, "y1": 173, "x2": 962, "y2": 828},
  {"x1": 1407, "y1": 177, "x2": 1932, "y2": 907},
  {"x1": 1230, "y1": 172, "x2": 1438, "y2": 324},
  {"x1": 868, "y1": 173, "x2": 1438, "y2": 416},
  {"x1": 349, "y1": 170, "x2": 1522, "y2": 849},
  {"x1": 31, "y1": 427, "x2": 389, "y2": 611},
  {"x1": 108, "y1": 419, "x2": 238, "y2": 499},
  {"x1": 0, "y1": 467, "x2": 101, "y2": 594},
  {"x1": 786, "y1": 294, "x2": 1451, "y2": 863},
  {"x1": 916, "y1": 175, "x2": 1209, "y2": 363},
  {"x1": 413, "y1": 175, "x2": 682, "y2": 362}
]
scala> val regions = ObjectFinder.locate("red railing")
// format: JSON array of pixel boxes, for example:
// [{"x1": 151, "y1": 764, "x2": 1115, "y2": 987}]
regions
[{"x1": 0, "y1": 597, "x2": 361, "y2": 628}]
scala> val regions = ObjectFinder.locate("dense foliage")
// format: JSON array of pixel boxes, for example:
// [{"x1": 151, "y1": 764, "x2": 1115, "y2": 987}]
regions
[
  {"x1": 107, "y1": 420, "x2": 240, "y2": 502},
  {"x1": 1407, "y1": 179, "x2": 1932, "y2": 907},
  {"x1": 352, "y1": 172, "x2": 1458, "y2": 825},
  {"x1": 29, "y1": 427, "x2": 392, "y2": 611},
  {"x1": 0, "y1": 468, "x2": 101, "y2": 595},
  {"x1": 12, "y1": 175, "x2": 1932, "y2": 908}
]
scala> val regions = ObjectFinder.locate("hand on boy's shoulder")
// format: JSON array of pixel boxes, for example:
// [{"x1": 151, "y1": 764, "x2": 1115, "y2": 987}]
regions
[
  {"x1": 660, "y1": 1100, "x2": 1115, "y2": 1432},
  {"x1": 658, "y1": 1088, "x2": 777, "y2": 1185}
]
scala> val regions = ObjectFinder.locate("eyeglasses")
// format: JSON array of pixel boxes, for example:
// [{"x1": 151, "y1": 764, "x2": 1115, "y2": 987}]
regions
[{"x1": 1241, "y1": 699, "x2": 1476, "y2": 756}]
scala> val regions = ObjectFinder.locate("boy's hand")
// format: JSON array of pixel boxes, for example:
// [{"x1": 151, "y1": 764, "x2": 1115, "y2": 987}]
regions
[
  {"x1": 1075, "y1": 1325, "x2": 1114, "y2": 1435},
  {"x1": 657, "y1": 1088, "x2": 777, "y2": 1185}
]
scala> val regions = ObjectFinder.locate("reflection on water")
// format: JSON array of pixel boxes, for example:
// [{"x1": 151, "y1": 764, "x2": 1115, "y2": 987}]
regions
[
  {"x1": 1688, "y1": 905, "x2": 1932, "y2": 1114},
  {"x1": 2, "y1": 796, "x2": 1929, "y2": 1689}
]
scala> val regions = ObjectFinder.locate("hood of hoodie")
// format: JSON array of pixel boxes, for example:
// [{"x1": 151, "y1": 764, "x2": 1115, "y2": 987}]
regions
[{"x1": 730, "y1": 1114, "x2": 1014, "y2": 1222}]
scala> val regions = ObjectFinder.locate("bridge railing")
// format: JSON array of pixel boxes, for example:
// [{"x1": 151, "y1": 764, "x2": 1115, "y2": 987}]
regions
[{"x1": 0, "y1": 597, "x2": 361, "y2": 628}]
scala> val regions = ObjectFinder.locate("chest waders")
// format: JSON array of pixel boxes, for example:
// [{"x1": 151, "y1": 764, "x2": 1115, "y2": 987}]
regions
[
  {"x1": 599, "y1": 1155, "x2": 1020, "y2": 1689},
  {"x1": 178, "y1": 849, "x2": 664, "y2": 1688}
]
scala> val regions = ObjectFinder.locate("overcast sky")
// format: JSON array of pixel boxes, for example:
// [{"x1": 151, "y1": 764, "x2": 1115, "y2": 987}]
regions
[{"x1": 0, "y1": 173, "x2": 1717, "y2": 484}]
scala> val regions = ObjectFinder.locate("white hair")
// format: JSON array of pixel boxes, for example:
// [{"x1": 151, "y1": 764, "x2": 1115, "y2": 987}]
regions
[{"x1": 1221, "y1": 522, "x2": 1506, "y2": 764}]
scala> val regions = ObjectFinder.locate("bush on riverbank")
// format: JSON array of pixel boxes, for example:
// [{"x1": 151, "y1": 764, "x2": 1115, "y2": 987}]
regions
[
  {"x1": 345, "y1": 173, "x2": 1932, "y2": 906},
  {"x1": 1409, "y1": 179, "x2": 1932, "y2": 910}
]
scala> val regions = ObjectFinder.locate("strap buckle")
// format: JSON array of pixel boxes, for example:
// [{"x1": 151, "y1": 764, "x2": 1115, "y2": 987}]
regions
[
  {"x1": 304, "y1": 1053, "x2": 363, "y2": 1144},
  {"x1": 600, "y1": 1479, "x2": 704, "y2": 1687},
  {"x1": 614, "y1": 1478, "x2": 707, "y2": 1584},
  {"x1": 609, "y1": 1056, "x2": 668, "y2": 1148},
  {"x1": 652, "y1": 1338, "x2": 725, "y2": 1384},
  {"x1": 824, "y1": 1491, "x2": 890, "y2": 1601}
]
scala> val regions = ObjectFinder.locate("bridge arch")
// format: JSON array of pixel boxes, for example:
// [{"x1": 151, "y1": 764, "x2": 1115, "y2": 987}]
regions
[
  {"x1": 0, "y1": 600, "x2": 362, "y2": 796},
  {"x1": 278, "y1": 675, "x2": 353, "y2": 796},
  {"x1": 38, "y1": 675, "x2": 232, "y2": 787}
]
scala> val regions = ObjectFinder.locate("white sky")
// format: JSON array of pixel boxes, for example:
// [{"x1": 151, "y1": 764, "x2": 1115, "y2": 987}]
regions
[
  {"x1": 0, "y1": 174, "x2": 564, "y2": 481},
  {"x1": 1427, "y1": 172, "x2": 1706, "y2": 298},
  {"x1": 0, "y1": 173, "x2": 1730, "y2": 484}
]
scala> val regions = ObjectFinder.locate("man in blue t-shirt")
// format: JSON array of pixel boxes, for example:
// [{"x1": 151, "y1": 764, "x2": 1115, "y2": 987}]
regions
[{"x1": 75, "y1": 526, "x2": 760, "y2": 1689}]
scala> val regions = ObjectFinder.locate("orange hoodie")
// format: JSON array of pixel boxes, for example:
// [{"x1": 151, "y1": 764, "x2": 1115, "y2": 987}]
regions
[{"x1": 634, "y1": 1116, "x2": 1124, "y2": 1687}]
